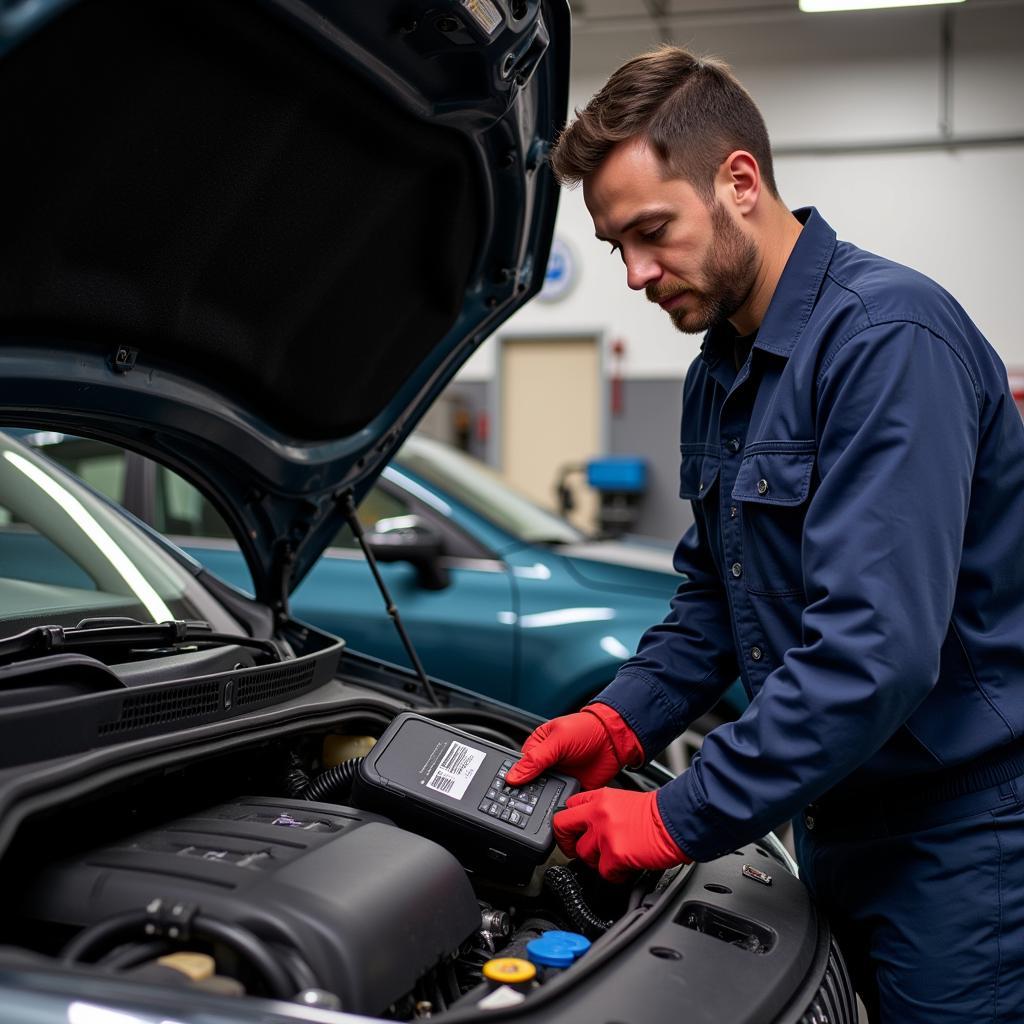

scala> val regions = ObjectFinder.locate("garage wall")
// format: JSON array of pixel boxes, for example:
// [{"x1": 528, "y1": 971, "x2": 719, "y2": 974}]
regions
[
  {"x1": 452, "y1": 0, "x2": 1024, "y2": 540},
  {"x1": 460, "y1": 0, "x2": 1024, "y2": 381},
  {"x1": 607, "y1": 377, "x2": 694, "y2": 540}
]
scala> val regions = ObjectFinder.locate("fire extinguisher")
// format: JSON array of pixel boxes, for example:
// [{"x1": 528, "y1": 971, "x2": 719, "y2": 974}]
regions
[
  {"x1": 1009, "y1": 370, "x2": 1024, "y2": 418},
  {"x1": 610, "y1": 338, "x2": 626, "y2": 417}
]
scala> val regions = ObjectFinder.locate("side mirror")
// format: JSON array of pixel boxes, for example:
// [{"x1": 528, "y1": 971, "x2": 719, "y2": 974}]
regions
[{"x1": 365, "y1": 515, "x2": 450, "y2": 591}]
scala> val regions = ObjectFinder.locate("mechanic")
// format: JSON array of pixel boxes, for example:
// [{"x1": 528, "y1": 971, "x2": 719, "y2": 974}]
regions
[{"x1": 506, "y1": 46, "x2": 1024, "y2": 1022}]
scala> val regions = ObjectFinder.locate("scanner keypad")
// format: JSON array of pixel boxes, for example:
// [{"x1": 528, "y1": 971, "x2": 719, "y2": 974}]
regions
[{"x1": 478, "y1": 759, "x2": 562, "y2": 829}]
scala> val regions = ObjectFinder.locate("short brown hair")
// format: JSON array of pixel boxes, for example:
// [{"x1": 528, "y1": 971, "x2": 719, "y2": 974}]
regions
[{"x1": 550, "y1": 46, "x2": 778, "y2": 202}]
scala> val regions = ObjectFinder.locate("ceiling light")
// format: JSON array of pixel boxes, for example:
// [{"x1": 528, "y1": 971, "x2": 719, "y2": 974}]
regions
[{"x1": 800, "y1": 0, "x2": 964, "y2": 12}]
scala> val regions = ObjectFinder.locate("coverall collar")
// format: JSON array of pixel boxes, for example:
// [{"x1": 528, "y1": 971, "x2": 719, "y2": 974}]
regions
[{"x1": 701, "y1": 206, "x2": 837, "y2": 371}]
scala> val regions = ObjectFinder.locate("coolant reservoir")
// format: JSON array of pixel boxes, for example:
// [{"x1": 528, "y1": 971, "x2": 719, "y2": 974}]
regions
[
  {"x1": 323, "y1": 734, "x2": 376, "y2": 765},
  {"x1": 157, "y1": 952, "x2": 215, "y2": 980}
]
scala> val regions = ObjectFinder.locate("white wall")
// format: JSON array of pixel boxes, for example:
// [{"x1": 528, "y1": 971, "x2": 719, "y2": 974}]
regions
[{"x1": 459, "y1": 1, "x2": 1024, "y2": 381}]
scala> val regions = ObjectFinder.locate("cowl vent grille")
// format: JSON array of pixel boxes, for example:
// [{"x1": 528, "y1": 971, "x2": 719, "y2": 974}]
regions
[
  {"x1": 96, "y1": 660, "x2": 317, "y2": 736},
  {"x1": 0, "y1": 636, "x2": 343, "y2": 769},
  {"x1": 236, "y1": 661, "x2": 316, "y2": 708},
  {"x1": 98, "y1": 681, "x2": 220, "y2": 735}
]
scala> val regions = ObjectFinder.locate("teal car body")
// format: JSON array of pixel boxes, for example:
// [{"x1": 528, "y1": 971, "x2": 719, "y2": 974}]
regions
[
  {"x1": 206, "y1": 459, "x2": 686, "y2": 718},
  {"x1": 33, "y1": 433, "x2": 745, "y2": 722}
]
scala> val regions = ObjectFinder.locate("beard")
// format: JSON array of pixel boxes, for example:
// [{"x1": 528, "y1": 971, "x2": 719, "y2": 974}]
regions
[{"x1": 647, "y1": 202, "x2": 759, "y2": 334}]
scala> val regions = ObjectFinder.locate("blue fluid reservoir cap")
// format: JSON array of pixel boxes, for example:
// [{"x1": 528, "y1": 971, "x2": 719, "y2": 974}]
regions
[
  {"x1": 525, "y1": 936, "x2": 576, "y2": 969},
  {"x1": 542, "y1": 931, "x2": 591, "y2": 958}
]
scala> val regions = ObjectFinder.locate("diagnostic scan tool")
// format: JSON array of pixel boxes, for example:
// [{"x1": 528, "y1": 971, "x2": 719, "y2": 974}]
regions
[{"x1": 354, "y1": 713, "x2": 580, "y2": 880}]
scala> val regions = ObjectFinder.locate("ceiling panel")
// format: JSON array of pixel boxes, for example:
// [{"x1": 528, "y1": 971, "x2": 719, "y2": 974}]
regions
[
  {"x1": 665, "y1": 0, "x2": 789, "y2": 10},
  {"x1": 570, "y1": 0, "x2": 790, "y2": 21},
  {"x1": 569, "y1": 0, "x2": 651, "y2": 17}
]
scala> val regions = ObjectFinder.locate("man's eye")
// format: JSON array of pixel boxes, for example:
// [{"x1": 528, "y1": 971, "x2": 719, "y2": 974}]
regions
[
  {"x1": 607, "y1": 243, "x2": 621, "y2": 256},
  {"x1": 641, "y1": 224, "x2": 666, "y2": 242}
]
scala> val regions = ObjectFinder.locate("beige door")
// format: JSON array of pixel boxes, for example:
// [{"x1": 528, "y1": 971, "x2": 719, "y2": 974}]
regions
[{"x1": 500, "y1": 336, "x2": 601, "y2": 532}]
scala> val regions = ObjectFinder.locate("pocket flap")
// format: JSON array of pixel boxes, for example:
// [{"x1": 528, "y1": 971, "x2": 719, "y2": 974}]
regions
[
  {"x1": 732, "y1": 446, "x2": 816, "y2": 506},
  {"x1": 679, "y1": 446, "x2": 720, "y2": 500}
]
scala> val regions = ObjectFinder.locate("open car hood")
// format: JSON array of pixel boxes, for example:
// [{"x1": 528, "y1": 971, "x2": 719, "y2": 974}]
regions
[{"x1": 0, "y1": 0, "x2": 569, "y2": 611}]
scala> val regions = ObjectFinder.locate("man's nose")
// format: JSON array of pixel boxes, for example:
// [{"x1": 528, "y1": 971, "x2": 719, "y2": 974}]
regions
[{"x1": 625, "y1": 252, "x2": 660, "y2": 291}]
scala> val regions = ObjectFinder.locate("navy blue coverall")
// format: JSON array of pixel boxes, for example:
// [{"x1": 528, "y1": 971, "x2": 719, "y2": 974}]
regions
[{"x1": 596, "y1": 208, "x2": 1024, "y2": 1020}]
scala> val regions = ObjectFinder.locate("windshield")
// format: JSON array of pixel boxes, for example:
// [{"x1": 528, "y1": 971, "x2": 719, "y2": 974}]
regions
[
  {"x1": 396, "y1": 436, "x2": 583, "y2": 545},
  {"x1": 0, "y1": 431, "x2": 236, "y2": 633}
]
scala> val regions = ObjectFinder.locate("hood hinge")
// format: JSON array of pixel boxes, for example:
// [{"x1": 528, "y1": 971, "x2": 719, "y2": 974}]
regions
[{"x1": 270, "y1": 538, "x2": 295, "y2": 625}]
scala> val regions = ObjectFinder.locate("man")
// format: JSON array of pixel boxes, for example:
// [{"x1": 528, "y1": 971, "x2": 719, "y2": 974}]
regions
[{"x1": 506, "y1": 46, "x2": 1024, "y2": 1021}]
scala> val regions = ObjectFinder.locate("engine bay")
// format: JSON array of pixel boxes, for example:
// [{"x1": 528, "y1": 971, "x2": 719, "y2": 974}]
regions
[{"x1": 0, "y1": 709, "x2": 654, "y2": 1019}]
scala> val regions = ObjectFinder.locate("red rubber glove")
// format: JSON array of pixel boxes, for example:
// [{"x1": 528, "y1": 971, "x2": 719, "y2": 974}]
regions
[
  {"x1": 553, "y1": 788, "x2": 692, "y2": 883},
  {"x1": 506, "y1": 703, "x2": 644, "y2": 791}
]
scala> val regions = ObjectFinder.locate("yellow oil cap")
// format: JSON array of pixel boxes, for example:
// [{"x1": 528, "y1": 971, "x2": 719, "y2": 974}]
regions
[
  {"x1": 156, "y1": 952, "x2": 216, "y2": 981},
  {"x1": 482, "y1": 957, "x2": 536, "y2": 986}
]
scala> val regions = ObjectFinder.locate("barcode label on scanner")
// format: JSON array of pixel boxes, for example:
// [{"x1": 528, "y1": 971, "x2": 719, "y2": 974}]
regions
[{"x1": 426, "y1": 740, "x2": 485, "y2": 800}]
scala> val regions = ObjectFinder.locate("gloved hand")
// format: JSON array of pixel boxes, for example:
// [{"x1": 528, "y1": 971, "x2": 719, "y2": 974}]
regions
[
  {"x1": 506, "y1": 703, "x2": 644, "y2": 791},
  {"x1": 553, "y1": 787, "x2": 692, "y2": 883}
]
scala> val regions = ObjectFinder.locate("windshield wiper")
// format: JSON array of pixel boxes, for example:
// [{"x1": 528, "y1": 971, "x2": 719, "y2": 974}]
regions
[{"x1": 0, "y1": 618, "x2": 284, "y2": 667}]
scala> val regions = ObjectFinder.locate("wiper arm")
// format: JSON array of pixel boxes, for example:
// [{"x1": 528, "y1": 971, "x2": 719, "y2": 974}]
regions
[{"x1": 0, "y1": 618, "x2": 284, "y2": 667}]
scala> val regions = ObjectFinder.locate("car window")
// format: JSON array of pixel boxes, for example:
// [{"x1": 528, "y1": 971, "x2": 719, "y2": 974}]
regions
[
  {"x1": 21, "y1": 434, "x2": 128, "y2": 506},
  {"x1": 0, "y1": 432, "x2": 236, "y2": 631},
  {"x1": 25, "y1": 433, "x2": 236, "y2": 543},
  {"x1": 153, "y1": 466, "x2": 234, "y2": 540},
  {"x1": 0, "y1": 502, "x2": 96, "y2": 593},
  {"x1": 153, "y1": 468, "x2": 408, "y2": 550},
  {"x1": 397, "y1": 435, "x2": 583, "y2": 544},
  {"x1": 26, "y1": 430, "x2": 432, "y2": 571}
]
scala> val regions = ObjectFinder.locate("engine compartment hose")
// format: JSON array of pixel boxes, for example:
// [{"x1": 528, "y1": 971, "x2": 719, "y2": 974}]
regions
[
  {"x1": 543, "y1": 866, "x2": 613, "y2": 938},
  {"x1": 283, "y1": 750, "x2": 312, "y2": 799},
  {"x1": 60, "y1": 910, "x2": 302, "y2": 1001},
  {"x1": 196, "y1": 916, "x2": 298, "y2": 1001},
  {"x1": 60, "y1": 910, "x2": 146, "y2": 965},
  {"x1": 97, "y1": 940, "x2": 171, "y2": 971},
  {"x1": 491, "y1": 916, "x2": 561, "y2": 962},
  {"x1": 299, "y1": 757, "x2": 362, "y2": 804}
]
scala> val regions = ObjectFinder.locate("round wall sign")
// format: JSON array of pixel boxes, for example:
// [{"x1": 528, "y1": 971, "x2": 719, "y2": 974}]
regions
[{"x1": 538, "y1": 237, "x2": 576, "y2": 302}]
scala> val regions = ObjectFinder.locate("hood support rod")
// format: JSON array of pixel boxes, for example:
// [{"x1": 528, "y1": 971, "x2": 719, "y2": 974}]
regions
[{"x1": 340, "y1": 491, "x2": 441, "y2": 707}]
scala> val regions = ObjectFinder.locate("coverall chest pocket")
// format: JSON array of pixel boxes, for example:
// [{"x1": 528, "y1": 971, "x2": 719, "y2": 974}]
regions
[
  {"x1": 731, "y1": 443, "x2": 816, "y2": 597},
  {"x1": 679, "y1": 445, "x2": 720, "y2": 503},
  {"x1": 679, "y1": 444, "x2": 720, "y2": 531}
]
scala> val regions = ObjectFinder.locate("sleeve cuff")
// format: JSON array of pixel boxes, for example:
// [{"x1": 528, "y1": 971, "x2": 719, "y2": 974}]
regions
[
  {"x1": 655, "y1": 764, "x2": 742, "y2": 863},
  {"x1": 584, "y1": 701, "x2": 645, "y2": 767},
  {"x1": 591, "y1": 669, "x2": 691, "y2": 759}
]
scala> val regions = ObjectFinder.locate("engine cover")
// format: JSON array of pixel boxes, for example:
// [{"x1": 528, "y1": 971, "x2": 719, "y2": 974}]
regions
[{"x1": 18, "y1": 797, "x2": 481, "y2": 1013}]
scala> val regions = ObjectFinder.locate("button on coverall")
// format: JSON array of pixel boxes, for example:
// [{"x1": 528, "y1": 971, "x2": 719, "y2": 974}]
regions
[{"x1": 596, "y1": 208, "x2": 1024, "y2": 1021}]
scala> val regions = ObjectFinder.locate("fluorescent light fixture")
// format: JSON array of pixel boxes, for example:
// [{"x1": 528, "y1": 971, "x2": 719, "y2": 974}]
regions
[
  {"x1": 800, "y1": 0, "x2": 964, "y2": 11},
  {"x1": 4, "y1": 450, "x2": 173, "y2": 623}
]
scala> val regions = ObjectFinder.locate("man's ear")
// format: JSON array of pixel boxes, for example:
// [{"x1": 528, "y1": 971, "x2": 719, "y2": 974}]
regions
[{"x1": 717, "y1": 150, "x2": 761, "y2": 214}]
